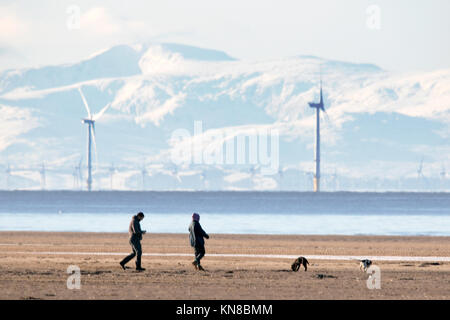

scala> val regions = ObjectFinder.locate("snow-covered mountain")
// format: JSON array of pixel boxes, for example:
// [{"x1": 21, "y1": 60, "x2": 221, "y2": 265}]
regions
[{"x1": 0, "y1": 42, "x2": 449, "y2": 191}]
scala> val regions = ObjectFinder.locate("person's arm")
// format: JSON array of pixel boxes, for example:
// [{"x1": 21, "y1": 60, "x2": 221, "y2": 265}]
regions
[
  {"x1": 189, "y1": 224, "x2": 196, "y2": 247},
  {"x1": 200, "y1": 225, "x2": 209, "y2": 239}
]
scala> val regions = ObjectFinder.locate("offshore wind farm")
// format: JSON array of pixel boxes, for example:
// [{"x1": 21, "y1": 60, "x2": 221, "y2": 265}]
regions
[
  {"x1": 1, "y1": 43, "x2": 448, "y2": 235},
  {"x1": 0, "y1": 43, "x2": 448, "y2": 192}
]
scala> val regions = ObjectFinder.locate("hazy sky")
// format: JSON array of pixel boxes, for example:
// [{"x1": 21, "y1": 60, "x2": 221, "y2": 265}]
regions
[{"x1": 0, "y1": 0, "x2": 449, "y2": 72}]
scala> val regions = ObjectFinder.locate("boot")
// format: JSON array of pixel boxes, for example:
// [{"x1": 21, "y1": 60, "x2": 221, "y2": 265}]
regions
[
  {"x1": 120, "y1": 252, "x2": 136, "y2": 270},
  {"x1": 197, "y1": 264, "x2": 205, "y2": 271},
  {"x1": 192, "y1": 261, "x2": 198, "y2": 270},
  {"x1": 136, "y1": 260, "x2": 146, "y2": 271},
  {"x1": 120, "y1": 257, "x2": 132, "y2": 270}
]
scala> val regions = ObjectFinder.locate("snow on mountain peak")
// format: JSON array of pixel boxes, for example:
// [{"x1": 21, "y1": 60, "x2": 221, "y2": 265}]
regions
[{"x1": 0, "y1": 42, "x2": 236, "y2": 94}]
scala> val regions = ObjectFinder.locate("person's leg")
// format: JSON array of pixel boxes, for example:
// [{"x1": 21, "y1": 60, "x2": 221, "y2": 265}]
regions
[
  {"x1": 133, "y1": 240, "x2": 144, "y2": 270},
  {"x1": 195, "y1": 246, "x2": 206, "y2": 270},
  {"x1": 192, "y1": 247, "x2": 199, "y2": 269},
  {"x1": 120, "y1": 252, "x2": 136, "y2": 265},
  {"x1": 120, "y1": 240, "x2": 137, "y2": 269}
]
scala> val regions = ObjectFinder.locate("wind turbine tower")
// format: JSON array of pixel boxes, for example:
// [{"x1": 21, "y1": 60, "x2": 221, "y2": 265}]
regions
[
  {"x1": 109, "y1": 163, "x2": 116, "y2": 190},
  {"x1": 5, "y1": 163, "x2": 11, "y2": 190},
  {"x1": 200, "y1": 171, "x2": 208, "y2": 190},
  {"x1": 417, "y1": 158, "x2": 424, "y2": 179},
  {"x1": 141, "y1": 163, "x2": 147, "y2": 191},
  {"x1": 73, "y1": 158, "x2": 82, "y2": 190},
  {"x1": 277, "y1": 167, "x2": 284, "y2": 191},
  {"x1": 84, "y1": 117, "x2": 94, "y2": 191},
  {"x1": 304, "y1": 171, "x2": 314, "y2": 191},
  {"x1": 440, "y1": 164, "x2": 446, "y2": 190},
  {"x1": 39, "y1": 162, "x2": 46, "y2": 190},
  {"x1": 308, "y1": 79, "x2": 326, "y2": 192},
  {"x1": 417, "y1": 157, "x2": 426, "y2": 190},
  {"x1": 78, "y1": 87, "x2": 111, "y2": 192},
  {"x1": 73, "y1": 166, "x2": 79, "y2": 189}
]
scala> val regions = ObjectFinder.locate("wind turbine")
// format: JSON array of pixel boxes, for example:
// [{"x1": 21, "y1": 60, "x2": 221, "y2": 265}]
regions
[
  {"x1": 277, "y1": 166, "x2": 284, "y2": 191},
  {"x1": 78, "y1": 87, "x2": 111, "y2": 191},
  {"x1": 39, "y1": 162, "x2": 46, "y2": 190},
  {"x1": 249, "y1": 165, "x2": 260, "y2": 189},
  {"x1": 417, "y1": 158, "x2": 424, "y2": 179},
  {"x1": 440, "y1": 164, "x2": 446, "y2": 191},
  {"x1": 440, "y1": 165, "x2": 446, "y2": 180},
  {"x1": 109, "y1": 163, "x2": 116, "y2": 190},
  {"x1": 5, "y1": 163, "x2": 11, "y2": 190},
  {"x1": 141, "y1": 162, "x2": 147, "y2": 191},
  {"x1": 416, "y1": 157, "x2": 428, "y2": 190},
  {"x1": 200, "y1": 170, "x2": 208, "y2": 190},
  {"x1": 72, "y1": 165, "x2": 79, "y2": 189},
  {"x1": 304, "y1": 171, "x2": 314, "y2": 191},
  {"x1": 308, "y1": 77, "x2": 326, "y2": 192},
  {"x1": 171, "y1": 164, "x2": 181, "y2": 182},
  {"x1": 249, "y1": 165, "x2": 257, "y2": 177},
  {"x1": 72, "y1": 158, "x2": 83, "y2": 190}
]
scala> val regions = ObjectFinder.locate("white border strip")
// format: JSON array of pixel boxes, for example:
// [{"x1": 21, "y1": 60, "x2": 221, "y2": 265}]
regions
[{"x1": 10, "y1": 251, "x2": 450, "y2": 262}]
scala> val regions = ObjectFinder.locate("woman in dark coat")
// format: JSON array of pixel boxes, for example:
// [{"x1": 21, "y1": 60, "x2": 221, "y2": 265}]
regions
[{"x1": 188, "y1": 213, "x2": 209, "y2": 271}]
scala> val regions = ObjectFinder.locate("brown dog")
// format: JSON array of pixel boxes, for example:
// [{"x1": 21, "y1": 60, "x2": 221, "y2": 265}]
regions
[{"x1": 291, "y1": 257, "x2": 309, "y2": 272}]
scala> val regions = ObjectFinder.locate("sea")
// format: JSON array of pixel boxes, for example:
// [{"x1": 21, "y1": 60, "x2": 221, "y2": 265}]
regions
[{"x1": 0, "y1": 191, "x2": 449, "y2": 236}]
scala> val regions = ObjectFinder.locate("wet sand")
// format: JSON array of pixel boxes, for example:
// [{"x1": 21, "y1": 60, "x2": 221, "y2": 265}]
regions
[{"x1": 0, "y1": 232, "x2": 449, "y2": 300}]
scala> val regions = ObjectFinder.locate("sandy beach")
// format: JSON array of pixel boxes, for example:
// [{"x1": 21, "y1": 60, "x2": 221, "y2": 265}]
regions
[{"x1": 0, "y1": 232, "x2": 449, "y2": 300}]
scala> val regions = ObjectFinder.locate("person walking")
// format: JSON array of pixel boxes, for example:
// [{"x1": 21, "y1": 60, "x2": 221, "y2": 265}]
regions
[
  {"x1": 120, "y1": 212, "x2": 146, "y2": 271},
  {"x1": 188, "y1": 213, "x2": 209, "y2": 271}
]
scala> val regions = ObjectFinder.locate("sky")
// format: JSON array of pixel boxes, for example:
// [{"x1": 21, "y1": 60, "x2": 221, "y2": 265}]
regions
[{"x1": 0, "y1": 0, "x2": 449, "y2": 73}]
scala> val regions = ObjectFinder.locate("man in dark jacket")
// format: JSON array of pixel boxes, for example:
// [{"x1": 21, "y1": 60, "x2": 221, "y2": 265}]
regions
[
  {"x1": 188, "y1": 213, "x2": 209, "y2": 271},
  {"x1": 120, "y1": 212, "x2": 146, "y2": 271}
]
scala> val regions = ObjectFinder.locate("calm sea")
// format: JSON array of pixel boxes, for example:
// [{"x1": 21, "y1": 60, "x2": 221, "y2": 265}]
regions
[{"x1": 0, "y1": 191, "x2": 448, "y2": 236}]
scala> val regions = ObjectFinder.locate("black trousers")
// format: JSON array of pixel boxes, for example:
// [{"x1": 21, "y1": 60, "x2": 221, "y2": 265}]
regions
[
  {"x1": 120, "y1": 237, "x2": 142, "y2": 267},
  {"x1": 194, "y1": 246, "x2": 205, "y2": 264}
]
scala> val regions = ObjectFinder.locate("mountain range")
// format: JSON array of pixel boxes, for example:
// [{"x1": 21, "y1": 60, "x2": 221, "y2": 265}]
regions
[{"x1": 0, "y1": 42, "x2": 448, "y2": 191}]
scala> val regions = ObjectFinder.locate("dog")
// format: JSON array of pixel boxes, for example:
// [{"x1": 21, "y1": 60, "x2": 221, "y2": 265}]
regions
[
  {"x1": 291, "y1": 257, "x2": 309, "y2": 272},
  {"x1": 359, "y1": 259, "x2": 372, "y2": 272}
]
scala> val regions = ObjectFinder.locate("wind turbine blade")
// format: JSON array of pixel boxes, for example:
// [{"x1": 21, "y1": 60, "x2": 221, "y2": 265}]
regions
[
  {"x1": 91, "y1": 123, "x2": 99, "y2": 172},
  {"x1": 321, "y1": 109, "x2": 335, "y2": 131},
  {"x1": 78, "y1": 87, "x2": 92, "y2": 119},
  {"x1": 323, "y1": 109, "x2": 331, "y2": 122},
  {"x1": 92, "y1": 103, "x2": 111, "y2": 121}
]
